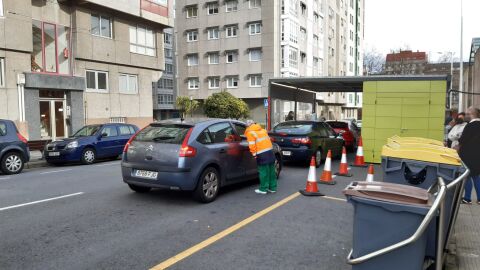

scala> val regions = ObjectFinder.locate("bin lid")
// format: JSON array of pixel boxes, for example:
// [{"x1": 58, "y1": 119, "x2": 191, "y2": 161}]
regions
[
  {"x1": 343, "y1": 181, "x2": 432, "y2": 206},
  {"x1": 388, "y1": 135, "x2": 444, "y2": 146},
  {"x1": 381, "y1": 141, "x2": 461, "y2": 166}
]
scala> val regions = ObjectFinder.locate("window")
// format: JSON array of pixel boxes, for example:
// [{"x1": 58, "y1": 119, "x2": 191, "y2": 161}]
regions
[
  {"x1": 208, "y1": 52, "x2": 220, "y2": 64},
  {"x1": 300, "y1": 52, "x2": 306, "y2": 63},
  {"x1": 0, "y1": 0, "x2": 3, "y2": 16},
  {"x1": 186, "y1": 5, "x2": 198, "y2": 18},
  {"x1": 207, "y1": 27, "x2": 220, "y2": 40},
  {"x1": 207, "y1": 122, "x2": 234, "y2": 144},
  {"x1": 197, "y1": 129, "x2": 213, "y2": 144},
  {"x1": 300, "y1": 27, "x2": 306, "y2": 41},
  {"x1": 164, "y1": 32, "x2": 172, "y2": 44},
  {"x1": 101, "y1": 126, "x2": 118, "y2": 137},
  {"x1": 226, "y1": 76, "x2": 239, "y2": 88},
  {"x1": 31, "y1": 20, "x2": 71, "y2": 74},
  {"x1": 0, "y1": 122, "x2": 6, "y2": 136},
  {"x1": 250, "y1": 0, "x2": 261, "y2": 8},
  {"x1": 289, "y1": 47, "x2": 298, "y2": 68},
  {"x1": 157, "y1": 79, "x2": 173, "y2": 89},
  {"x1": 249, "y1": 74, "x2": 262, "y2": 87},
  {"x1": 165, "y1": 63, "x2": 174, "y2": 74},
  {"x1": 91, "y1": 14, "x2": 112, "y2": 38},
  {"x1": 226, "y1": 0, "x2": 238, "y2": 12},
  {"x1": 249, "y1": 49, "x2": 262, "y2": 61},
  {"x1": 187, "y1": 54, "x2": 199, "y2": 66},
  {"x1": 207, "y1": 2, "x2": 219, "y2": 15},
  {"x1": 314, "y1": 12, "x2": 319, "y2": 22},
  {"x1": 129, "y1": 25, "x2": 156, "y2": 56},
  {"x1": 313, "y1": 57, "x2": 319, "y2": 73},
  {"x1": 208, "y1": 77, "x2": 220, "y2": 89},
  {"x1": 313, "y1": 34, "x2": 319, "y2": 43},
  {"x1": 289, "y1": 20, "x2": 298, "y2": 43},
  {"x1": 164, "y1": 48, "x2": 173, "y2": 58},
  {"x1": 186, "y1": 30, "x2": 198, "y2": 42},
  {"x1": 0, "y1": 58, "x2": 4, "y2": 87},
  {"x1": 188, "y1": 78, "x2": 199, "y2": 89},
  {"x1": 249, "y1": 22, "x2": 261, "y2": 35},
  {"x1": 158, "y1": 94, "x2": 174, "y2": 104},
  {"x1": 86, "y1": 70, "x2": 108, "y2": 92},
  {"x1": 300, "y1": 2, "x2": 307, "y2": 15},
  {"x1": 225, "y1": 25, "x2": 238, "y2": 37},
  {"x1": 226, "y1": 51, "x2": 238, "y2": 63},
  {"x1": 119, "y1": 74, "x2": 138, "y2": 94},
  {"x1": 232, "y1": 123, "x2": 247, "y2": 137},
  {"x1": 119, "y1": 125, "x2": 134, "y2": 135}
]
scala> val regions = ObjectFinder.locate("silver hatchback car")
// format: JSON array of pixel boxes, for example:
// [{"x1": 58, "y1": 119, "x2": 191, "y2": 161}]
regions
[{"x1": 121, "y1": 118, "x2": 282, "y2": 203}]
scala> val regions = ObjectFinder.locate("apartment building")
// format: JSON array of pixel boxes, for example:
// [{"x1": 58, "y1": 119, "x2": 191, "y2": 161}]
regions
[
  {"x1": 0, "y1": 0, "x2": 173, "y2": 141},
  {"x1": 153, "y1": 28, "x2": 179, "y2": 120},
  {"x1": 384, "y1": 50, "x2": 428, "y2": 75}
]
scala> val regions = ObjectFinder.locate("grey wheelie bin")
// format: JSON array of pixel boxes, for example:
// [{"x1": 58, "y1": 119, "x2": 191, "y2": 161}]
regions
[
  {"x1": 381, "y1": 141, "x2": 464, "y2": 258},
  {"x1": 344, "y1": 181, "x2": 435, "y2": 270}
]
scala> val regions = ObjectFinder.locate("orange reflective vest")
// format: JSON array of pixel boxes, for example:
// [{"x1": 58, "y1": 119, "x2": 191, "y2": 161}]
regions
[{"x1": 245, "y1": 124, "x2": 273, "y2": 157}]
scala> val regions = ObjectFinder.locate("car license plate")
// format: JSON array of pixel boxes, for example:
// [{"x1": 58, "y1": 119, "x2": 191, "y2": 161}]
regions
[
  {"x1": 134, "y1": 170, "x2": 158, "y2": 179},
  {"x1": 48, "y1": 152, "x2": 60, "y2": 157},
  {"x1": 282, "y1": 151, "x2": 292, "y2": 156}
]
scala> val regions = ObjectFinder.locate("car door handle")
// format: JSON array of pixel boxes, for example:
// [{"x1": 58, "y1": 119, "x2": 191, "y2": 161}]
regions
[{"x1": 219, "y1": 149, "x2": 226, "y2": 153}]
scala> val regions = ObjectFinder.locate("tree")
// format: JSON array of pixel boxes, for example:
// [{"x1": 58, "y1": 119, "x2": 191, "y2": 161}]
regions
[
  {"x1": 204, "y1": 92, "x2": 249, "y2": 119},
  {"x1": 176, "y1": 96, "x2": 199, "y2": 119},
  {"x1": 363, "y1": 48, "x2": 385, "y2": 75}
]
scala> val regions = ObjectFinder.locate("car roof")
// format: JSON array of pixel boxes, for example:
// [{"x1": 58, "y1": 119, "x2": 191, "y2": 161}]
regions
[
  {"x1": 277, "y1": 120, "x2": 320, "y2": 124},
  {"x1": 153, "y1": 118, "x2": 243, "y2": 126}
]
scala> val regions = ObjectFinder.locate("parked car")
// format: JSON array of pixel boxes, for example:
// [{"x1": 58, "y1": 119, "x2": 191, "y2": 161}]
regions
[
  {"x1": 0, "y1": 119, "x2": 30, "y2": 174},
  {"x1": 326, "y1": 120, "x2": 360, "y2": 151},
  {"x1": 44, "y1": 123, "x2": 139, "y2": 165},
  {"x1": 269, "y1": 121, "x2": 344, "y2": 167},
  {"x1": 121, "y1": 119, "x2": 283, "y2": 203}
]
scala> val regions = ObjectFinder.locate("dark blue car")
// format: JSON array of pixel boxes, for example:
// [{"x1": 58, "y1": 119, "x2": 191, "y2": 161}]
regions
[
  {"x1": 0, "y1": 119, "x2": 30, "y2": 174},
  {"x1": 44, "y1": 123, "x2": 139, "y2": 165}
]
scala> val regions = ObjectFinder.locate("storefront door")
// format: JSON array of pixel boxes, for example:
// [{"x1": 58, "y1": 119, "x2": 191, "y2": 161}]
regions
[{"x1": 40, "y1": 99, "x2": 67, "y2": 140}]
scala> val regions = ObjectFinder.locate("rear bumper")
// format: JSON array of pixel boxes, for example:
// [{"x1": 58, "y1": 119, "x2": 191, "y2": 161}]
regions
[
  {"x1": 280, "y1": 147, "x2": 313, "y2": 162},
  {"x1": 121, "y1": 162, "x2": 197, "y2": 191}
]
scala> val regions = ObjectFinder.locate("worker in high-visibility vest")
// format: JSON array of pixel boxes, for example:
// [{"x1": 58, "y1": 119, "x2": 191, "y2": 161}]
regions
[{"x1": 245, "y1": 120, "x2": 277, "y2": 194}]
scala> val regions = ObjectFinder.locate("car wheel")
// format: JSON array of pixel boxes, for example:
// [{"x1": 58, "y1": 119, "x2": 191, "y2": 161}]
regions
[
  {"x1": 1, "y1": 152, "x2": 24, "y2": 175},
  {"x1": 128, "y1": 184, "x2": 152, "y2": 193},
  {"x1": 194, "y1": 167, "x2": 220, "y2": 203},
  {"x1": 314, "y1": 149, "x2": 322, "y2": 168},
  {"x1": 81, "y1": 148, "x2": 96, "y2": 165},
  {"x1": 274, "y1": 155, "x2": 282, "y2": 179}
]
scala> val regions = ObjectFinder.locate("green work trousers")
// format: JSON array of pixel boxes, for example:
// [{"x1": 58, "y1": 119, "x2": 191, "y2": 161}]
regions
[{"x1": 258, "y1": 163, "x2": 277, "y2": 192}]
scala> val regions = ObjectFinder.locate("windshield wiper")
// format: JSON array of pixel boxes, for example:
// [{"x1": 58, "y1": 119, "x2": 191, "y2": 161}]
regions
[{"x1": 152, "y1": 136, "x2": 176, "y2": 141}]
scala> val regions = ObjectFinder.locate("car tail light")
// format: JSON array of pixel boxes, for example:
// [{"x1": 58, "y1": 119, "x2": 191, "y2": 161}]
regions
[
  {"x1": 123, "y1": 127, "x2": 145, "y2": 153},
  {"x1": 17, "y1": 133, "x2": 28, "y2": 144},
  {"x1": 291, "y1": 137, "x2": 311, "y2": 145},
  {"x1": 270, "y1": 137, "x2": 275, "y2": 142},
  {"x1": 179, "y1": 128, "x2": 196, "y2": 157}
]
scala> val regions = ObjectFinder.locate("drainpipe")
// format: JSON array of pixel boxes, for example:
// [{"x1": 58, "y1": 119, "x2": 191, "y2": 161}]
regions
[{"x1": 17, "y1": 73, "x2": 26, "y2": 122}]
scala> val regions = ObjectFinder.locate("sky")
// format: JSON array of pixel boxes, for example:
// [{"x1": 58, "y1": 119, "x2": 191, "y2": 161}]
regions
[{"x1": 364, "y1": 0, "x2": 480, "y2": 62}]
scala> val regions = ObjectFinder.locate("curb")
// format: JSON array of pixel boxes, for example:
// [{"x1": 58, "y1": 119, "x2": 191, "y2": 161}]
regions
[{"x1": 25, "y1": 159, "x2": 49, "y2": 169}]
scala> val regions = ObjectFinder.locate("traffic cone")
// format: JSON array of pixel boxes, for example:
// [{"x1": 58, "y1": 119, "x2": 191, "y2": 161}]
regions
[
  {"x1": 299, "y1": 156, "x2": 324, "y2": 196},
  {"x1": 351, "y1": 137, "x2": 368, "y2": 167},
  {"x1": 335, "y1": 147, "x2": 352, "y2": 177},
  {"x1": 366, "y1": 164, "x2": 375, "y2": 182},
  {"x1": 319, "y1": 150, "x2": 336, "y2": 185}
]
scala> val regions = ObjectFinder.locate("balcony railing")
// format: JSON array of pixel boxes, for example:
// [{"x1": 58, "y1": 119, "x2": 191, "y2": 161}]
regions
[{"x1": 141, "y1": 0, "x2": 168, "y2": 17}]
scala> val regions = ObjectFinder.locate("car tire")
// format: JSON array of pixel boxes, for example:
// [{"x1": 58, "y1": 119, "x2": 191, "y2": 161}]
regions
[
  {"x1": 194, "y1": 167, "x2": 220, "y2": 203},
  {"x1": 314, "y1": 149, "x2": 322, "y2": 168},
  {"x1": 128, "y1": 184, "x2": 152, "y2": 193},
  {"x1": 1, "y1": 152, "x2": 24, "y2": 175},
  {"x1": 274, "y1": 155, "x2": 282, "y2": 179},
  {"x1": 81, "y1": 148, "x2": 96, "y2": 165}
]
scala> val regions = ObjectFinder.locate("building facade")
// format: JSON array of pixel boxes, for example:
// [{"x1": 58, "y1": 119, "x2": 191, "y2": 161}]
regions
[
  {"x1": 384, "y1": 50, "x2": 428, "y2": 75},
  {"x1": 0, "y1": 0, "x2": 173, "y2": 141},
  {"x1": 175, "y1": 0, "x2": 364, "y2": 124}
]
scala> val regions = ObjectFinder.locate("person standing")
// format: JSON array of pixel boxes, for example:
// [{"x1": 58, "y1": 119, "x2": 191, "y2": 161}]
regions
[
  {"x1": 448, "y1": 112, "x2": 466, "y2": 150},
  {"x1": 245, "y1": 120, "x2": 277, "y2": 194},
  {"x1": 459, "y1": 107, "x2": 480, "y2": 204}
]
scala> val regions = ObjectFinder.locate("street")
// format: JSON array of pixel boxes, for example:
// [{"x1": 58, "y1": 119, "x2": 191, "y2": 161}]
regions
[{"x1": 0, "y1": 159, "x2": 362, "y2": 270}]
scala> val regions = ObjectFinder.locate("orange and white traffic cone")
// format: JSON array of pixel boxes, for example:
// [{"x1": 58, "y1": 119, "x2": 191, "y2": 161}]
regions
[
  {"x1": 351, "y1": 137, "x2": 367, "y2": 167},
  {"x1": 335, "y1": 147, "x2": 352, "y2": 177},
  {"x1": 319, "y1": 150, "x2": 336, "y2": 185},
  {"x1": 366, "y1": 164, "x2": 375, "y2": 182},
  {"x1": 300, "y1": 156, "x2": 324, "y2": 196}
]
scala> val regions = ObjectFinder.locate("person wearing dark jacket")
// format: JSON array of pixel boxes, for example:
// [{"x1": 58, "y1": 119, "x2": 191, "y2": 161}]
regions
[{"x1": 459, "y1": 107, "x2": 480, "y2": 204}]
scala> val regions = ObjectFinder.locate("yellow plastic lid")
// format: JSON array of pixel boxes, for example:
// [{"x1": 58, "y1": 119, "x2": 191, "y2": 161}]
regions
[
  {"x1": 382, "y1": 141, "x2": 461, "y2": 166},
  {"x1": 388, "y1": 135, "x2": 444, "y2": 146}
]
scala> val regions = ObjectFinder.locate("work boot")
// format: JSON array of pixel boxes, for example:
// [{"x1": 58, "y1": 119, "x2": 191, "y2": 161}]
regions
[
  {"x1": 255, "y1": 189, "x2": 267, "y2": 194},
  {"x1": 267, "y1": 189, "x2": 276, "y2": 193}
]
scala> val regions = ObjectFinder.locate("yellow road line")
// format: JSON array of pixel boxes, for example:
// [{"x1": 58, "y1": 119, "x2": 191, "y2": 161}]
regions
[
  {"x1": 150, "y1": 192, "x2": 301, "y2": 270},
  {"x1": 322, "y1": 195, "x2": 347, "y2": 202}
]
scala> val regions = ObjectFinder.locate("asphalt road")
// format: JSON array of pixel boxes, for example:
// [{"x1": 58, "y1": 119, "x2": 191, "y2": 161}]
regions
[{"x1": 0, "y1": 155, "x2": 374, "y2": 270}]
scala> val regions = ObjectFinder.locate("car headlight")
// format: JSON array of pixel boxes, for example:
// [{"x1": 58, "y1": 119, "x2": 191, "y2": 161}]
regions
[{"x1": 66, "y1": 141, "x2": 79, "y2": 149}]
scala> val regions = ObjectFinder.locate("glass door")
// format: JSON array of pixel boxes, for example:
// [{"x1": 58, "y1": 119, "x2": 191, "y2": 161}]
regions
[
  {"x1": 40, "y1": 101, "x2": 52, "y2": 139},
  {"x1": 39, "y1": 100, "x2": 67, "y2": 140}
]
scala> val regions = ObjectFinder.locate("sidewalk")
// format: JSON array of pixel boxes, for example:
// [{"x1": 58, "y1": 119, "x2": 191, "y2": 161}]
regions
[
  {"x1": 450, "y1": 204, "x2": 480, "y2": 270},
  {"x1": 25, "y1": 150, "x2": 47, "y2": 169}
]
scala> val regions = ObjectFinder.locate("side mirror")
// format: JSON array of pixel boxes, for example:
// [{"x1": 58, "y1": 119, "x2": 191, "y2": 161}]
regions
[{"x1": 101, "y1": 132, "x2": 108, "y2": 138}]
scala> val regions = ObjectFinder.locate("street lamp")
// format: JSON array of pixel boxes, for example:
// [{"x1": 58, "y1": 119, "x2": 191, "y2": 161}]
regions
[{"x1": 459, "y1": 0, "x2": 464, "y2": 111}]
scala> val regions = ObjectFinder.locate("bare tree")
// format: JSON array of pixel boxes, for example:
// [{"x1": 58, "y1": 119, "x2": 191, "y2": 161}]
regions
[
  {"x1": 363, "y1": 48, "x2": 385, "y2": 75},
  {"x1": 437, "y1": 52, "x2": 453, "y2": 63}
]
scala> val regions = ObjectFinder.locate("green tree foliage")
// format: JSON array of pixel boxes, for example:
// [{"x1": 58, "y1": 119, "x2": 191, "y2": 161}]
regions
[
  {"x1": 204, "y1": 92, "x2": 249, "y2": 119},
  {"x1": 176, "y1": 96, "x2": 199, "y2": 118}
]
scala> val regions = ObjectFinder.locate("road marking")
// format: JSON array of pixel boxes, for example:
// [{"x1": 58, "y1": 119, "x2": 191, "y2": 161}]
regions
[
  {"x1": 39, "y1": 169, "x2": 73, "y2": 175},
  {"x1": 0, "y1": 176, "x2": 11, "y2": 180},
  {"x1": 322, "y1": 196, "x2": 347, "y2": 202},
  {"x1": 150, "y1": 192, "x2": 301, "y2": 270},
  {"x1": 94, "y1": 162, "x2": 119, "y2": 167},
  {"x1": 0, "y1": 192, "x2": 84, "y2": 212}
]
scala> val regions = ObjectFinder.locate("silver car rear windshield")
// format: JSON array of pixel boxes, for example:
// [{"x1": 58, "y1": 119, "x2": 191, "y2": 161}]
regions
[
  {"x1": 134, "y1": 125, "x2": 191, "y2": 144},
  {"x1": 273, "y1": 123, "x2": 313, "y2": 135}
]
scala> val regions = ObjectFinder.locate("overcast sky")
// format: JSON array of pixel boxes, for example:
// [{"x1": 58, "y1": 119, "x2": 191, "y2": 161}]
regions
[{"x1": 364, "y1": 0, "x2": 480, "y2": 61}]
